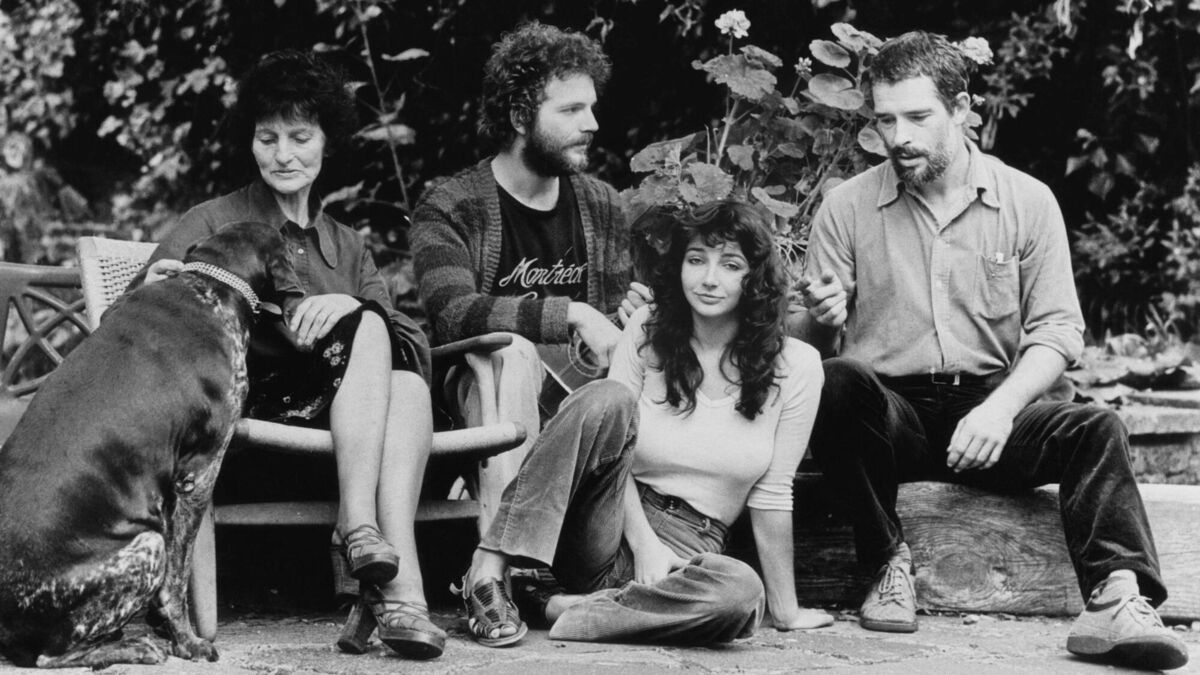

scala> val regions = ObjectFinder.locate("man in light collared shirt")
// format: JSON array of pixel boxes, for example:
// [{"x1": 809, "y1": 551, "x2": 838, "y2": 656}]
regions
[{"x1": 793, "y1": 30, "x2": 1186, "y2": 669}]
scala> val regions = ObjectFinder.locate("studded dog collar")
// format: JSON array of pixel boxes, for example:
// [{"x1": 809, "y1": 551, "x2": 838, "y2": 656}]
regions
[{"x1": 181, "y1": 262, "x2": 260, "y2": 315}]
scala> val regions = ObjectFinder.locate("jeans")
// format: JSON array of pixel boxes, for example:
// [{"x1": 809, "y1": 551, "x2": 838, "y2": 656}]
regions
[
  {"x1": 480, "y1": 380, "x2": 765, "y2": 644},
  {"x1": 809, "y1": 357, "x2": 1166, "y2": 605}
]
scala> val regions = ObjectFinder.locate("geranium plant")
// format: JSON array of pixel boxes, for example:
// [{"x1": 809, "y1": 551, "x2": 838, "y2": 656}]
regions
[{"x1": 624, "y1": 11, "x2": 987, "y2": 272}]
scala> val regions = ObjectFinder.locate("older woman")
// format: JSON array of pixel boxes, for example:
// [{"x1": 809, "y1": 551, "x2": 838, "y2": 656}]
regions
[
  {"x1": 141, "y1": 50, "x2": 443, "y2": 659},
  {"x1": 457, "y1": 200, "x2": 832, "y2": 646}
]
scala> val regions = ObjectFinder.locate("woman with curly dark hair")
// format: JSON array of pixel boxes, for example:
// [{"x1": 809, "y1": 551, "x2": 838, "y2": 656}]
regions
[
  {"x1": 455, "y1": 200, "x2": 830, "y2": 647},
  {"x1": 139, "y1": 50, "x2": 443, "y2": 659}
]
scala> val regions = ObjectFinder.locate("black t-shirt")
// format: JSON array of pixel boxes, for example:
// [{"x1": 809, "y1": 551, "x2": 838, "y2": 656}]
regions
[{"x1": 492, "y1": 180, "x2": 588, "y2": 301}]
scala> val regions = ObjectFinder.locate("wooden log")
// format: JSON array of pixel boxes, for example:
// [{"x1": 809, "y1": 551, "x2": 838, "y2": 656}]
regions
[{"x1": 789, "y1": 477, "x2": 1200, "y2": 621}]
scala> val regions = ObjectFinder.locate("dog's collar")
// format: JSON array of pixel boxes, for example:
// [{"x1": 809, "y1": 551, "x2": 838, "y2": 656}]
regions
[{"x1": 181, "y1": 262, "x2": 260, "y2": 315}]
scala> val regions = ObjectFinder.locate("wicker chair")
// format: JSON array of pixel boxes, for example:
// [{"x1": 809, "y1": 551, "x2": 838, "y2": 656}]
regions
[{"x1": 75, "y1": 236, "x2": 524, "y2": 640}]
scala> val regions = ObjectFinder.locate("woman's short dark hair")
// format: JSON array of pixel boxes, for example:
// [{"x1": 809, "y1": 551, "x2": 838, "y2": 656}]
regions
[
  {"x1": 228, "y1": 49, "x2": 358, "y2": 155},
  {"x1": 640, "y1": 200, "x2": 787, "y2": 420},
  {"x1": 865, "y1": 31, "x2": 970, "y2": 111},
  {"x1": 478, "y1": 21, "x2": 611, "y2": 150}
]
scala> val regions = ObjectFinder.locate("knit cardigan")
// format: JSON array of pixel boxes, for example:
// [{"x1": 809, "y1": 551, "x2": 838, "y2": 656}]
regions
[{"x1": 412, "y1": 159, "x2": 631, "y2": 346}]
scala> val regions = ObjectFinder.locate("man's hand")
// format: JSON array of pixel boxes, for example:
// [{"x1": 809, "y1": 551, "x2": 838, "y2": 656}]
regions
[
  {"x1": 798, "y1": 272, "x2": 848, "y2": 328},
  {"x1": 617, "y1": 281, "x2": 654, "y2": 326},
  {"x1": 631, "y1": 538, "x2": 688, "y2": 586},
  {"x1": 568, "y1": 302, "x2": 621, "y2": 367},
  {"x1": 144, "y1": 259, "x2": 184, "y2": 285},
  {"x1": 946, "y1": 399, "x2": 1018, "y2": 472},
  {"x1": 288, "y1": 294, "x2": 361, "y2": 350}
]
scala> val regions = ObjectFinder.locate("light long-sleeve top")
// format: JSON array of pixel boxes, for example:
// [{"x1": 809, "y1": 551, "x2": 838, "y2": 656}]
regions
[{"x1": 607, "y1": 307, "x2": 823, "y2": 526}]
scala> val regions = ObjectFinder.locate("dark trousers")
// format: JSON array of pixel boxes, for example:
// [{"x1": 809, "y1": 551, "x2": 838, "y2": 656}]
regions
[{"x1": 809, "y1": 357, "x2": 1166, "y2": 605}]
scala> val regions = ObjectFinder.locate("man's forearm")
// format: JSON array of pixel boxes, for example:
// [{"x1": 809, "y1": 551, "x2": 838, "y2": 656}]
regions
[{"x1": 985, "y1": 344, "x2": 1069, "y2": 416}]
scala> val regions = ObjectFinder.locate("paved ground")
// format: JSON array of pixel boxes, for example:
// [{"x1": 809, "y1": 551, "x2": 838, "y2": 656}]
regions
[{"x1": 4, "y1": 607, "x2": 1198, "y2": 674}]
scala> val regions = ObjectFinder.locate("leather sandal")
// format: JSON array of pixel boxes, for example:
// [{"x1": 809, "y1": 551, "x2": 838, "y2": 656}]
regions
[
  {"x1": 337, "y1": 586, "x2": 446, "y2": 660},
  {"x1": 452, "y1": 575, "x2": 527, "y2": 647},
  {"x1": 331, "y1": 524, "x2": 399, "y2": 590}
]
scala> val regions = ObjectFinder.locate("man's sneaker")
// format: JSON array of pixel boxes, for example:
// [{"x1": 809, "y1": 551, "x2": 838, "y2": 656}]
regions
[
  {"x1": 859, "y1": 542, "x2": 917, "y2": 633},
  {"x1": 1066, "y1": 581, "x2": 1188, "y2": 670}
]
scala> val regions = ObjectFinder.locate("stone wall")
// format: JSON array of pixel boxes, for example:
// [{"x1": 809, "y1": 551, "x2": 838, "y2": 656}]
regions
[{"x1": 1120, "y1": 403, "x2": 1200, "y2": 485}]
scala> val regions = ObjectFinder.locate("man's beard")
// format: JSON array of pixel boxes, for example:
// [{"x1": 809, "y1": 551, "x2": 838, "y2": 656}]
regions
[
  {"x1": 888, "y1": 143, "x2": 950, "y2": 188},
  {"x1": 522, "y1": 124, "x2": 590, "y2": 177}
]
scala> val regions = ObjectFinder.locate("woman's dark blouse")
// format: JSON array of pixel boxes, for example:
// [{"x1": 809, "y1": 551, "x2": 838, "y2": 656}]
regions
[{"x1": 147, "y1": 181, "x2": 431, "y2": 380}]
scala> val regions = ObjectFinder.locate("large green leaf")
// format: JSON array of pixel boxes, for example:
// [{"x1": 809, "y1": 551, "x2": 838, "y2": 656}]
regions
[
  {"x1": 726, "y1": 144, "x2": 756, "y2": 171},
  {"x1": 819, "y1": 176, "x2": 846, "y2": 195},
  {"x1": 808, "y1": 74, "x2": 865, "y2": 111},
  {"x1": 680, "y1": 163, "x2": 734, "y2": 204},
  {"x1": 630, "y1": 136, "x2": 687, "y2": 174},
  {"x1": 741, "y1": 45, "x2": 783, "y2": 69},
  {"x1": 809, "y1": 40, "x2": 851, "y2": 68},
  {"x1": 750, "y1": 186, "x2": 800, "y2": 219},
  {"x1": 356, "y1": 123, "x2": 416, "y2": 145},
  {"x1": 830, "y1": 23, "x2": 883, "y2": 53},
  {"x1": 857, "y1": 125, "x2": 887, "y2": 157},
  {"x1": 626, "y1": 173, "x2": 682, "y2": 210},
  {"x1": 694, "y1": 55, "x2": 777, "y2": 101},
  {"x1": 774, "y1": 141, "x2": 809, "y2": 158}
]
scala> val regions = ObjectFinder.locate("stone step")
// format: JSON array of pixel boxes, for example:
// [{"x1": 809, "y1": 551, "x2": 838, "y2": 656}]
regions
[
  {"x1": 1120, "y1": 405, "x2": 1200, "y2": 485},
  {"x1": 748, "y1": 477, "x2": 1200, "y2": 621}
]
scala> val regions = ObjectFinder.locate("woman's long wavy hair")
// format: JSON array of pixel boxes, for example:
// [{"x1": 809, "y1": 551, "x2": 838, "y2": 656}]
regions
[{"x1": 640, "y1": 200, "x2": 787, "y2": 420}]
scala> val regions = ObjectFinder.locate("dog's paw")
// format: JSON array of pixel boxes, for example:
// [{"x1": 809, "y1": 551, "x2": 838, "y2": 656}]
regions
[{"x1": 173, "y1": 637, "x2": 219, "y2": 662}]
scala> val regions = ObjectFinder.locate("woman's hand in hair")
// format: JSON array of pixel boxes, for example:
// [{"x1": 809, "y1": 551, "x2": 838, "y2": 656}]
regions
[{"x1": 631, "y1": 538, "x2": 688, "y2": 586}]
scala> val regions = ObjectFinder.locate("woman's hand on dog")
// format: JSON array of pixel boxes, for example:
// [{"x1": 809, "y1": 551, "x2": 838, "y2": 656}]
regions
[
  {"x1": 145, "y1": 259, "x2": 185, "y2": 285},
  {"x1": 288, "y1": 293, "x2": 361, "y2": 350}
]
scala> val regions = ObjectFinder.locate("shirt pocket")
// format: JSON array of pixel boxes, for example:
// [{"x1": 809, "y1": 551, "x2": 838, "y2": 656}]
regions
[{"x1": 976, "y1": 254, "x2": 1019, "y2": 320}]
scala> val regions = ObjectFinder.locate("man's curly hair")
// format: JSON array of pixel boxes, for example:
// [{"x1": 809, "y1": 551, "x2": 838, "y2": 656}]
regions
[
  {"x1": 640, "y1": 200, "x2": 787, "y2": 421},
  {"x1": 228, "y1": 49, "x2": 358, "y2": 155},
  {"x1": 865, "y1": 31, "x2": 971, "y2": 111},
  {"x1": 478, "y1": 21, "x2": 611, "y2": 150}
]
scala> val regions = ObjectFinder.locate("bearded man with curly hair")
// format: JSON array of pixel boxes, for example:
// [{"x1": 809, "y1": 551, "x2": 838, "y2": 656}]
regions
[{"x1": 413, "y1": 22, "x2": 647, "y2": 524}]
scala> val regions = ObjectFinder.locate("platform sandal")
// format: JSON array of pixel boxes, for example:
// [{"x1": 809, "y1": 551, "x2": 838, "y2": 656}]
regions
[
  {"x1": 337, "y1": 585, "x2": 445, "y2": 660},
  {"x1": 452, "y1": 575, "x2": 527, "y2": 647},
  {"x1": 330, "y1": 524, "x2": 399, "y2": 593}
]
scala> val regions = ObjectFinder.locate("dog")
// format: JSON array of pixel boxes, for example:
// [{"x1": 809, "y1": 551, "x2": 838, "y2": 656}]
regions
[{"x1": 0, "y1": 221, "x2": 303, "y2": 668}]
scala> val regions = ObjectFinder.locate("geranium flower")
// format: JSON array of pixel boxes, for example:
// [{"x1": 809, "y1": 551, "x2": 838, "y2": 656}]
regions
[
  {"x1": 715, "y1": 10, "x2": 750, "y2": 39},
  {"x1": 957, "y1": 37, "x2": 993, "y2": 65},
  {"x1": 795, "y1": 57, "x2": 813, "y2": 75}
]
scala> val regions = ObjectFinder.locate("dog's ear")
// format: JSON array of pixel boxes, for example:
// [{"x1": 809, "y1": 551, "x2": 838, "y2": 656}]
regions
[{"x1": 265, "y1": 246, "x2": 305, "y2": 316}]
